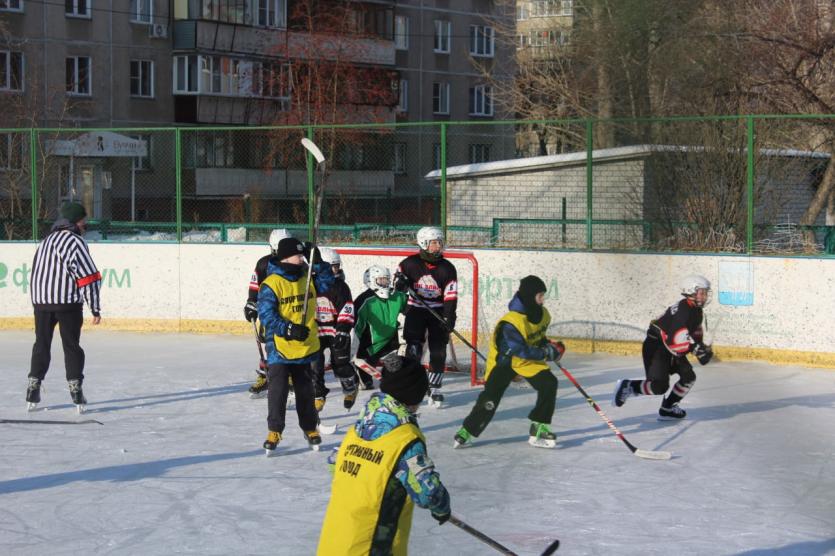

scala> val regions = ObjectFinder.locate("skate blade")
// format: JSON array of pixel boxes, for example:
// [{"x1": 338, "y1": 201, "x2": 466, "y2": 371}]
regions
[
  {"x1": 528, "y1": 437, "x2": 557, "y2": 449},
  {"x1": 318, "y1": 424, "x2": 337, "y2": 435},
  {"x1": 76, "y1": 404, "x2": 86, "y2": 415},
  {"x1": 309, "y1": 444, "x2": 320, "y2": 451},
  {"x1": 265, "y1": 448, "x2": 278, "y2": 457},
  {"x1": 27, "y1": 402, "x2": 38, "y2": 412},
  {"x1": 249, "y1": 391, "x2": 267, "y2": 399},
  {"x1": 453, "y1": 441, "x2": 472, "y2": 449},
  {"x1": 427, "y1": 399, "x2": 444, "y2": 409},
  {"x1": 657, "y1": 415, "x2": 686, "y2": 422}
]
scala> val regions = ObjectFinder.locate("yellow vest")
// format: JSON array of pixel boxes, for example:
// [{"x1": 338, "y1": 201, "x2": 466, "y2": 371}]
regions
[
  {"x1": 261, "y1": 273, "x2": 320, "y2": 359},
  {"x1": 485, "y1": 309, "x2": 551, "y2": 381},
  {"x1": 317, "y1": 423, "x2": 425, "y2": 556}
]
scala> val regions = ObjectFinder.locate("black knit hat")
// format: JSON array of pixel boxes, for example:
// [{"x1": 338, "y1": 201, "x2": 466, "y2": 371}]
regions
[
  {"x1": 380, "y1": 355, "x2": 429, "y2": 406},
  {"x1": 60, "y1": 202, "x2": 87, "y2": 224},
  {"x1": 275, "y1": 237, "x2": 305, "y2": 261},
  {"x1": 517, "y1": 275, "x2": 547, "y2": 324}
]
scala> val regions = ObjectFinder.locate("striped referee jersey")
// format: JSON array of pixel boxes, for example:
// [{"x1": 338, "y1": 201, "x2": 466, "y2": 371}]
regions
[{"x1": 30, "y1": 226, "x2": 102, "y2": 314}]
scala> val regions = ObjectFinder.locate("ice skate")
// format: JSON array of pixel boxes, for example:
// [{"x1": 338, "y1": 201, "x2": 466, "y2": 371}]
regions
[
  {"x1": 343, "y1": 389, "x2": 358, "y2": 410},
  {"x1": 612, "y1": 379, "x2": 632, "y2": 408},
  {"x1": 453, "y1": 427, "x2": 473, "y2": 449},
  {"x1": 26, "y1": 378, "x2": 42, "y2": 412},
  {"x1": 68, "y1": 380, "x2": 87, "y2": 414},
  {"x1": 528, "y1": 422, "x2": 557, "y2": 449},
  {"x1": 263, "y1": 431, "x2": 282, "y2": 456},
  {"x1": 428, "y1": 388, "x2": 444, "y2": 409},
  {"x1": 658, "y1": 402, "x2": 687, "y2": 421},
  {"x1": 305, "y1": 430, "x2": 322, "y2": 451},
  {"x1": 314, "y1": 397, "x2": 326, "y2": 412},
  {"x1": 248, "y1": 373, "x2": 268, "y2": 399}
]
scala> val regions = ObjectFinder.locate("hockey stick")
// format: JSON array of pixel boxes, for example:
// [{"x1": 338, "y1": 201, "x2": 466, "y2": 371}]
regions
[
  {"x1": 449, "y1": 515, "x2": 559, "y2": 556},
  {"x1": 253, "y1": 319, "x2": 267, "y2": 365},
  {"x1": 554, "y1": 363, "x2": 672, "y2": 460},
  {"x1": 300, "y1": 137, "x2": 327, "y2": 325},
  {"x1": 400, "y1": 281, "x2": 487, "y2": 362},
  {"x1": 1, "y1": 418, "x2": 103, "y2": 425}
]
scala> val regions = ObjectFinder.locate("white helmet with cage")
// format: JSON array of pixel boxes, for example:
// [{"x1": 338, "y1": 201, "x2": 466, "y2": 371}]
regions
[
  {"x1": 268, "y1": 229, "x2": 291, "y2": 255},
  {"x1": 319, "y1": 247, "x2": 343, "y2": 279},
  {"x1": 363, "y1": 265, "x2": 392, "y2": 299},
  {"x1": 680, "y1": 274, "x2": 712, "y2": 307},
  {"x1": 416, "y1": 226, "x2": 444, "y2": 252}
]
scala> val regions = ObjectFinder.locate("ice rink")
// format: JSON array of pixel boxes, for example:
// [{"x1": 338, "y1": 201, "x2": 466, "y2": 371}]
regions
[{"x1": 1, "y1": 330, "x2": 834, "y2": 556}]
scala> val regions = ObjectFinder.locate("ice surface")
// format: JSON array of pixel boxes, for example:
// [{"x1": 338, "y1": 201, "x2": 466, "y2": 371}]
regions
[{"x1": 1, "y1": 330, "x2": 834, "y2": 555}]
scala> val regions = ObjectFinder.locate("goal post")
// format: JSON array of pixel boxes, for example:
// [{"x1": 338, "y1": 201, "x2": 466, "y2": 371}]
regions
[{"x1": 335, "y1": 247, "x2": 482, "y2": 386}]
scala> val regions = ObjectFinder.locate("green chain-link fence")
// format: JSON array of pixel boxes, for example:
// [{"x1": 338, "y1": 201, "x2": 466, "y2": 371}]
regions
[{"x1": 1, "y1": 115, "x2": 834, "y2": 255}]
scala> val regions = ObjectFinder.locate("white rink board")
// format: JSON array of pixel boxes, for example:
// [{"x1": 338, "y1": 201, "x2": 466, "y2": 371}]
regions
[{"x1": 1, "y1": 243, "x2": 834, "y2": 354}]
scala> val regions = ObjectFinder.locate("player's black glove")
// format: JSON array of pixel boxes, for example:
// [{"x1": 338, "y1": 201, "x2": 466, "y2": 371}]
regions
[
  {"x1": 543, "y1": 340, "x2": 566, "y2": 362},
  {"x1": 332, "y1": 331, "x2": 351, "y2": 366},
  {"x1": 693, "y1": 343, "x2": 713, "y2": 365},
  {"x1": 244, "y1": 300, "x2": 258, "y2": 323},
  {"x1": 431, "y1": 510, "x2": 450, "y2": 525},
  {"x1": 393, "y1": 272, "x2": 410, "y2": 293},
  {"x1": 284, "y1": 322, "x2": 310, "y2": 342}
]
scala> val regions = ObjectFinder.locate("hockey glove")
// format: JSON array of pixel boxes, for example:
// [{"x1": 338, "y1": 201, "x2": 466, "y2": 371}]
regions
[
  {"x1": 431, "y1": 510, "x2": 450, "y2": 525},
  {"x1": 693, "y1": 343, "x2": 713, "y2": 365},
  {"x1": 393, "y1": 272, "x2": 410, "y2": 293},
  {"x1": 284, "y1": 322, "x2": 310, "y2": 342},
  {"x1": 244, "y1": 300, "x2": 259, "y2": 323},
  {"x1": 543, "y1": 340, "x2": 566, "y2": 362},
  {"x1": 332, "y1": 331, "x2": 351, "y2": 366}
]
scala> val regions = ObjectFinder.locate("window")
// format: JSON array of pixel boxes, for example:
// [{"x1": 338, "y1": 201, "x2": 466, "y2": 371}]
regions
[
  {"x1": 393, "y1": 143, "x2": 406, "y2": 175},
  {"x1": 196, "y1": 133, "x2": 235, "y2": 168},
  {"x1": 394, "y1": 15, "x2": 409, "y2": 50},
  {"x1": 562, "y1": 0, "x2": 573, "y2": 15},
  {"x1": 129, "y1": 0, "x2": 152, "y2": 23},
  {"x1": 66, "y1": 56, "x2": 91, "y2": 95},
  {"x1": 469, "y1": 26, "x2": 495, "y2": 57},
  {"x1": 203, "y1": 0, "x2": 250, "y2": 24},
  {"x1": 257, "y1": 0, "x2": 285, "y2": 28},
  {"x1": 531, "y1": 0, "x2": 559, "y2": 17},
  {"x1": 432, "y1": 82, "x2": 449, "y2": 114},
  {"x1": 174, "y1": 55, "x2": 198, "y2": 93},
  {"x1": 1, "y1": 51, "x2": 24, "y2": 91},
  {"x1": 432, "y1": 143, "x2": 442, "y2": 170},
  {"x1": 517, "y1": 3, "x2": 528, "y2": 20},
  {"x1": 396, "y1": 78, "x2": 408, "y2": 112},
  {"x1": 130, "y1": 60, "x2": 154, "y2": 98},
  {"x1": 517, "y1": 33, "x2": 530, "y2": 49},
  {"x1": 469, "y1": 85, "x2": 493, "y2": 116},
  {"x1": 253, "y1": 61, "x2": 290, "y2": 99},
  {"x1": 131, "y1": 135, "x2": 152, "y2": 171},
  {"x1": 338, "y1": 144, "x2": 365, "y2": 170},
  {"x1": 0, "y1": 0, "x2": 23, "y2": 12},
  {"x1": 65, "y1": 0, "x2": 90, "y2": 18},
  {"x1": 433, "y1": 20, "x2": 451, "y2": 53},
  {"x1": 469, "y1": 144, "x2": 490, "y2": 164},
  {"x1": 0, "y1": 134, "x2": 25, "y2": 170}
]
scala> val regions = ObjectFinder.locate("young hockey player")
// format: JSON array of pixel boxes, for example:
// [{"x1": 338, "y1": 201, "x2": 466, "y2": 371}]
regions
[
  {"x1": 257, "y1": 237, "x2": 322, "y2": 455},
  {"x1": 317, "y1": 352, "x2": 451, "y2": 556},
  {"x1": 352, "y1": 286, "x2": 379, "y2": 391},
  {"x1": 310, "y1": 247, "x2": 358, "y2": 411},
  {"x1": 244, "y1": 229, "x2": 290, "y2": 398},
  {"x1": 454, "y1": 276, "x2": 566, "y2": 449},
  {"x1": 395, "y1": 226, "x2": 458, "y2": 407},
  {"x1": 353, "y1": 265, "x2": 409, "y2": 388},
  {"x1": 612, "y1": 274, "x2": 713, "y2": 420}
]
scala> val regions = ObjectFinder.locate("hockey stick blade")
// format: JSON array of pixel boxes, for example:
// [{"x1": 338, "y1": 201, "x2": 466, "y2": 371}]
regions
[
  {"x1": 301, "y1": 138, "x2": 325, "y2": 164},
  {"x1": 1, "y1": 418, "x2": 103, "y2": 425},
  {"x1": 318, "y1": 423, "x2": 338, "y2": 435},
  {"x1": 541, "y1": 539, "x2": 561, "y2": 555},
  {"x1": 634, "y1": 448, "x2": 672, "y2": 460}
]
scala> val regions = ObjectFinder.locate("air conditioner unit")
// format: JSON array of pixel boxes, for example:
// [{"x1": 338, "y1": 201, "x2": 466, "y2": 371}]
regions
[{"x1": 149, "y1": 23, "x2": 168, "y2": 39}]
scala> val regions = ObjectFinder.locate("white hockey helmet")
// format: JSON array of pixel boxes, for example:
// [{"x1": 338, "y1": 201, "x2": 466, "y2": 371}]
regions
[
  {"x1": 268, "y1": 229, "x2": 291, "y2": 255},
  {"x1": 680, "y1": 274, "x2": 712, "y2": 307},
  {"x1": 319, "y1": 247, "x2": 340, "y2": 266},
  {"x1": 416, "y1": 226, "x2": 444, "y2": 252},
  {"x1": 364, "y1": 265, "x2": 392, "y2": 299}
]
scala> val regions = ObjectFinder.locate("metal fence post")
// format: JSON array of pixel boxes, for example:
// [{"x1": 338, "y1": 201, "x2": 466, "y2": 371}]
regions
[
  {"x1": 586, "y1": 119, "x2": 594, "y2": 250},
  {"x1": 746, "y1": 115, "x2": 755, "y2": 254},
  {"x1": 175, "y1": 128, "x2": 183, "y2": 242},
  {"x1": 440, "y1": 123, "x2": 448, "y2": 240},
  {"x1": 30, "y1": 128, "x2": 38, "y2": 240}
]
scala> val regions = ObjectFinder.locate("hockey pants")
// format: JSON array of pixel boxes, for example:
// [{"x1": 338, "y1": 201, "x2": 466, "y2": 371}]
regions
[{"x1": 403, "y1": 307, "x2": 449, "y2": 386}]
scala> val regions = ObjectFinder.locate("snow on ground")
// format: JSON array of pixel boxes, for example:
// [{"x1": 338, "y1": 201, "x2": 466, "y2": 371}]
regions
[{"x1": 1, "y1": 330, "x2": 834, "y2": 556}]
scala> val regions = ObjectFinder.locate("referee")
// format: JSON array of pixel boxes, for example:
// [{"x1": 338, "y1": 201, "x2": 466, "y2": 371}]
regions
[{"x1": 26, "y1": 202, "x2": 102, "y2": 410}]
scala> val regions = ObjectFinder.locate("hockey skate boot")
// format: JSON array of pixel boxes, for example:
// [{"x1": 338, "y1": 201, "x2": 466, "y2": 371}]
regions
[
  {"x1": 453, "y1": 427, "x2": 473, "y2": 449},
  {"x1": 528, "y1": 422, "x2": 557, "y2": 449},
  {"x1": 343, "y1": 389, "x2": 358, "y2": 411},
  {"x1": 612, "y1": 379, "x2": 632, "y2": 407},
  {"x1": 359, "y1": 377, "x2": 374, "y2": 390},
  {"x1": 304, "y1": 430, "x2": 322, "y2": 451},
  {"x1": 248, "y1": 373, "x2": 268, "y2": 399},
  {"x1": 314, "y1": 397, "x2": 326, "y2": 412},
  {"x1": 428, "y1": 388, "x2": 445, "y2": 408},
  {"x1": 26, "y1": 378, "x2": 42, "y2": 411},
  {"x1": 263, "y1": 431, "x2": 282, "y2": 456},
  {"x1": 68, "y1": 380, "x2": 87, "y2": 413},
  {"x1": 658, "y1": 402, "x2": 687, "y2": 421}
]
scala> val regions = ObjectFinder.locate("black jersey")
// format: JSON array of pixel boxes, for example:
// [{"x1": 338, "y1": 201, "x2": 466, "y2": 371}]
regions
[
  {"x1": 648, "y1": 298, "x2": 704, "y2": 356},
  {"x1": 248, "y1": 254, "x2": 272, "y2": 302},
  {"x1": 316, "y1": 279, "x2": 354, "y2": 338},
  {"x1": 397, "y1": 253, "x2": 458, "y2": 321}
]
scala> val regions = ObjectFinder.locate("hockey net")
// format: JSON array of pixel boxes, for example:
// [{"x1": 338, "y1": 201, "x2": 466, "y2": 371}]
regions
[{"x1": 335, "y1": 247, "x2": 487, "y2": 386}]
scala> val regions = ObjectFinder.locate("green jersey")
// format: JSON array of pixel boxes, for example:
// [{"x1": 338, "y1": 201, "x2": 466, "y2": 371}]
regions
[{"x1": 354, "y1": 291, "x2": 408, "y2": 357}]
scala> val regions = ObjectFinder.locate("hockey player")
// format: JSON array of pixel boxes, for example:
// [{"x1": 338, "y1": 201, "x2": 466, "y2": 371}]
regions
[
  {"x1": 395, "y1": 226, "x2": 458, "y2": 407},
  {"x1": 353, "y1": 265, "x2": 409, "y2": 387},
  {"x1": 352, "y1": 285, "x2": 379, "y2": 391},
  {"x1": 454, "y1": 276, "x2": 566, "y2": 449},
  {"x1": 317, "y1": 353, "x2": 451, "y2": 556},
  {"x1": 612, "y1": 274, "x2": 713, "y2": 420},
  {"x1": 310, "y1": 247, "x2": 358, "y2": 411},
  {"x1": 258, "y1": 237, "x2": 322, "y2": 454},
  {"x1": 244, "y1": 229, "x2": 291, "y2": 398}
]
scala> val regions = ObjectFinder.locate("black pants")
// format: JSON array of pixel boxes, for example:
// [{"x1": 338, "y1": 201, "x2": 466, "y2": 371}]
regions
[
  {"x1": 29, "y1": 308, "x2": 85, "y2": 382},
  {"x1": 462, "y1": 362, "x2": 558, "y2": 437},
  {"x1": 403, "y1": 307, "x2": 448, "y2": 374},
  {"x1": 642, "y1": 339, "x2": 696, "y2": 395},
  {"x1": 267, "y1": 362, "x2": 318, "y2": 434},
  {"x1": 309, "y1": 337, "x2": 358, "y2": 397}
]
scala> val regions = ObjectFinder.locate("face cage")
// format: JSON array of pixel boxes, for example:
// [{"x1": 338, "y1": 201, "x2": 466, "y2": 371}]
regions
[{"x1": 689, "y1": 288, "x2": 712, "y2": 307}]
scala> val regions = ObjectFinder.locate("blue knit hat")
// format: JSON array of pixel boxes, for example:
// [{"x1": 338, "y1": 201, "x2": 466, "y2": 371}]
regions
[{"x1": 60, "y1": 202, "x2": 87, "y2": 224}]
